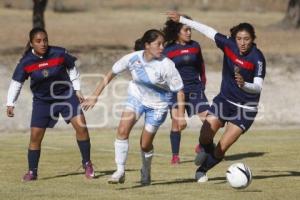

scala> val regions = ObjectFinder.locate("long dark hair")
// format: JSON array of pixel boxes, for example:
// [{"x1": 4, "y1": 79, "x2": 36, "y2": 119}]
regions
[
  {"x1": 134, "y1": 29, "x2": 164, "y2": 51},
  {"x1": 23, "y1": 27, "x2": 48, "y2": 56},
  {"x1": 163, "y1": 15, "x2": 191, "y2": 45},
  {"x1": 230, "y1": 22, "x2": 256, "y2": 40}
]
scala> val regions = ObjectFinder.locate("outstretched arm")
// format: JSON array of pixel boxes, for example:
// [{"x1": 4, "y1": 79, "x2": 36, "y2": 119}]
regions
[
  {"x1": 81, "y1": 70, "x2": 116, "y2": 111},
  {"x1": 167, "y1": 11, "x2": 218, "y2": 41}
]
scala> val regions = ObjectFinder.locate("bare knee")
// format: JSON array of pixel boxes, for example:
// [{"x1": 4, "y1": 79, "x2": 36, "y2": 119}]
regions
[
  {"x1": 117, "y1": 125, "x2": 130, "y2": 140},
  {"x1": 171, "y1": 118, "x2": 180, "y2": 131},
  {"x1": 140, "y1": 143, "x2": 153, "y2": 152},
  {"x1": 75, "y1": 127, "x2": 89, "y2": 140},
  {"x1": 29, "y1": 129, "x2": 45, "y2": 149},
  {"x1": 30, "y1": 136, "x2": 42, "y2": 148}
]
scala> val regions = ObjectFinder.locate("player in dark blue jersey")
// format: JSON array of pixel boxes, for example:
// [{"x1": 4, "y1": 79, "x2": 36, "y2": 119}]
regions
[
  {"x1": 163, "y1": 16, "x2": 209, "y2": 165},
  {"x1": 167, "y1": 11, "x2": 266, "y2": 182},
  {"x1": 6, "y1": 27, "x2": 95, "y2": 181}
]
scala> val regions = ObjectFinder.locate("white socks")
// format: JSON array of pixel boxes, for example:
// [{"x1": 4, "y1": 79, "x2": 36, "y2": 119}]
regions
[
  {"x1": 141, "y1": 149, "x2": 154, "y2": 171},
  {"x1": 114, "y1": 139, "x2": 129, "y2": 173},
  {"x1": 114, "y1": 138, "x2": 154, "y2": 175}
]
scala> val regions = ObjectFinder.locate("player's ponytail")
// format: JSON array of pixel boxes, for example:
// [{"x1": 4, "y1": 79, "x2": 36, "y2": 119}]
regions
[
  {"x1": 134, "y1": 29, "x2": 165, "y2": 51},
  {"x1": 23, "y1": 27, "x2": 48, "y2": 56},
  {"x1": 134, "y1": 38, "x2": 144, "y2": 51},
  {"x1": 23, "y1": 42, "x2": 31, "y2": 57}
]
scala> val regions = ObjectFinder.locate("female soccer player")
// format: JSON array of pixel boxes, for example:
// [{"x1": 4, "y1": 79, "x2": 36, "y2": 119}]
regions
[
  {"x1": 167, "y1": 11, "x2": 266, "y2": 182},
  {"x1": 6, "y1": 27, "x2": 95, "y2": 181},
  {"x1": 82, "y1": 29, "x2": 186, "y2": 185},
  {"x1": 163, "y1": 16, "x2": 209, "y2": 165}
]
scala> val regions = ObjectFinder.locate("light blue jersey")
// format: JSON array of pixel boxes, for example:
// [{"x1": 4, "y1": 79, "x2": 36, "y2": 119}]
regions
[{"x1": 112, "y1": 50, "x2": 183, "y2": 109}]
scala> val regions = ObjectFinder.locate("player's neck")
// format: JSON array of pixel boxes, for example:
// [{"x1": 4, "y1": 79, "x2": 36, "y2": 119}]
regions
[
  {"x1": 143, "y1": 51, "x2": 154, "y2": 62},
  {"x1": 32, "y1": 49, "x2": 44, "y2": 58},
  {"x1": 176, "y1": 40, "x2": 187, "y2": 46}
]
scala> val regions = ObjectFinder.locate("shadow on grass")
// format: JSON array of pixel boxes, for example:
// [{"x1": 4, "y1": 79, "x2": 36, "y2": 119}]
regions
[
  {"x1": 176, "y1": 152, "x2": 267, "y2": 164},
  {"x1": 117, "y1": 178, "x2": 195, "y2": 190},
  {"x1": 255, "y1": 170, "x2": 300, "y2": 179},
  {"x1": 117, "y1": 170, "x2": 300, "y2": 190},
  {"x1": 209, "y1": 170, "x2": 300, "y2": 185},
  {"x1": 40, "y1": 168, "x2": 137, "y2": 180},
  {"x1": 224, "y1": 152, "x2": 267, "y2": 161},
  {"x1": 180, "y1": 159, "x2": 194, "y2": 164}
]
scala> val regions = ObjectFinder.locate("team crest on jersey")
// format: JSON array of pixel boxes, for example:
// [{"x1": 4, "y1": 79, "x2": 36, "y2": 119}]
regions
[
  {"x1": 134, "y1": 60, "x2": 142, "y2": 67},
  {"x1": 129, "y1": 60, "x2": 142, "y2": 70},
  {"x1": 42, "y1": 69, "x2": 49, "y2": 77},
  {"x1": 183, "y1": 55, "x2": 190, "y2": 61}
]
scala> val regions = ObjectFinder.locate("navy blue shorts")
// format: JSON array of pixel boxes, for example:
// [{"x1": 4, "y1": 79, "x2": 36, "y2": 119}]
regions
[
  {"x1": 169, "y1": 90, "x2": 209, "y2": 117},
  {"x1": 208, "y1": 95, "x2": 258, "y2": 132},
  {"x1": 30, "y1": 94, "x2": 83, "y2": 128}
]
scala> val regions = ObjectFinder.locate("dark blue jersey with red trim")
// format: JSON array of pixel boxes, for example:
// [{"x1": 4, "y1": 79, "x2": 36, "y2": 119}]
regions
[
  {"x1": 163, "y1": 40, "x2": 206, "y2": 92},
  {"x1": 214, "y1": 33, "x2": 266, "y2": 105},
  {"x1": 12, "y1": 46, "x2": 77, "y2": 101}
]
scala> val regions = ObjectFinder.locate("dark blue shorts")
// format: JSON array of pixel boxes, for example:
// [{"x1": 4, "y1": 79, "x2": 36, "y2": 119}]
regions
[
  {"x1": 208, "y1": 95, "x2": 258, "y2": 132},
  {"x1": 30, "y1": 94, "x2": 83, "y2": 128},
  {"x1": 169, "y1": 90, "x2": 210, "y2": 117}
]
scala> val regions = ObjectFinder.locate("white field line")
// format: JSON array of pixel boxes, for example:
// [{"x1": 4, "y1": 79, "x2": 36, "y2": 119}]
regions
[
  {"x1": 94, "y1": 148, "x2": 195, "y2": 160},
  {"x1": 38, "y1": 146, "x2": 196, "y2": 160}
]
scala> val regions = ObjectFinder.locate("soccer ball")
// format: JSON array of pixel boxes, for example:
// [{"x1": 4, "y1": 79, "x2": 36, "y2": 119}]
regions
[{"x1": 226, "y1": 163, "x2": 252, "y2": 189}]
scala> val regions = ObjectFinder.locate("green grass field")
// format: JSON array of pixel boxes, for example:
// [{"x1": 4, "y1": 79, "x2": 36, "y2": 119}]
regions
[{"x1": 0, "y1": 129, "x2": 299, "y2": 200}]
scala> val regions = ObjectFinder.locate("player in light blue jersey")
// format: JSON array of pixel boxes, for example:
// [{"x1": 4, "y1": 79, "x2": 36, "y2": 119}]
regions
[
  {"x1": 82, "y1": 29, "x2": 186, "y2": 185},
  {"x1": 167, "y1": 11, "x2": 266, "y2": 183}
]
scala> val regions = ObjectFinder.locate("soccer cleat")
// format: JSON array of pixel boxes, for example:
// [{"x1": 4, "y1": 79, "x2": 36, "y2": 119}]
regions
[
  {"x1": 22, "y1": 170, "x2": 37, "y2": 182},
  {"x1": 194, "y1": 148, "x2": 208, "y2": 166},
  {"x1": 140, "y1": 168, "x2": 151, "y2": 185},
  {"x1": 83, "y1": 161, "x2": 95, "y2": 179},
  {"x1": 108, "y1": 171, "x2": 125, "y2": 184},
  {"x1": 195, "y1": 167, "x2": 208, "y2": 183},
  {"x1": 171, "y1": 154, "x2": 180, "y2": 165}
]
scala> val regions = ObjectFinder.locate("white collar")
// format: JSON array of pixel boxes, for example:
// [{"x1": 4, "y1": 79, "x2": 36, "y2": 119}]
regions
[{"x1": 32, "y1": 49, "x2": 43, "y2": 58}]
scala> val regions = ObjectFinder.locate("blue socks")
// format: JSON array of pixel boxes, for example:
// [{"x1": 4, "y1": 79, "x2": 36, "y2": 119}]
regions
[
  {"x1": 77, "y1": 139, "x2": 91, "y2": 165},
  {"x1": 170, "y1": 131, "x2": 181, "y2": 155},
  {"x1": 27, "y1": 139, "x2": 91, "y2": 176},
  {"x1": 28, "y1": 149, "x2": 41, "y2": 176}
]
